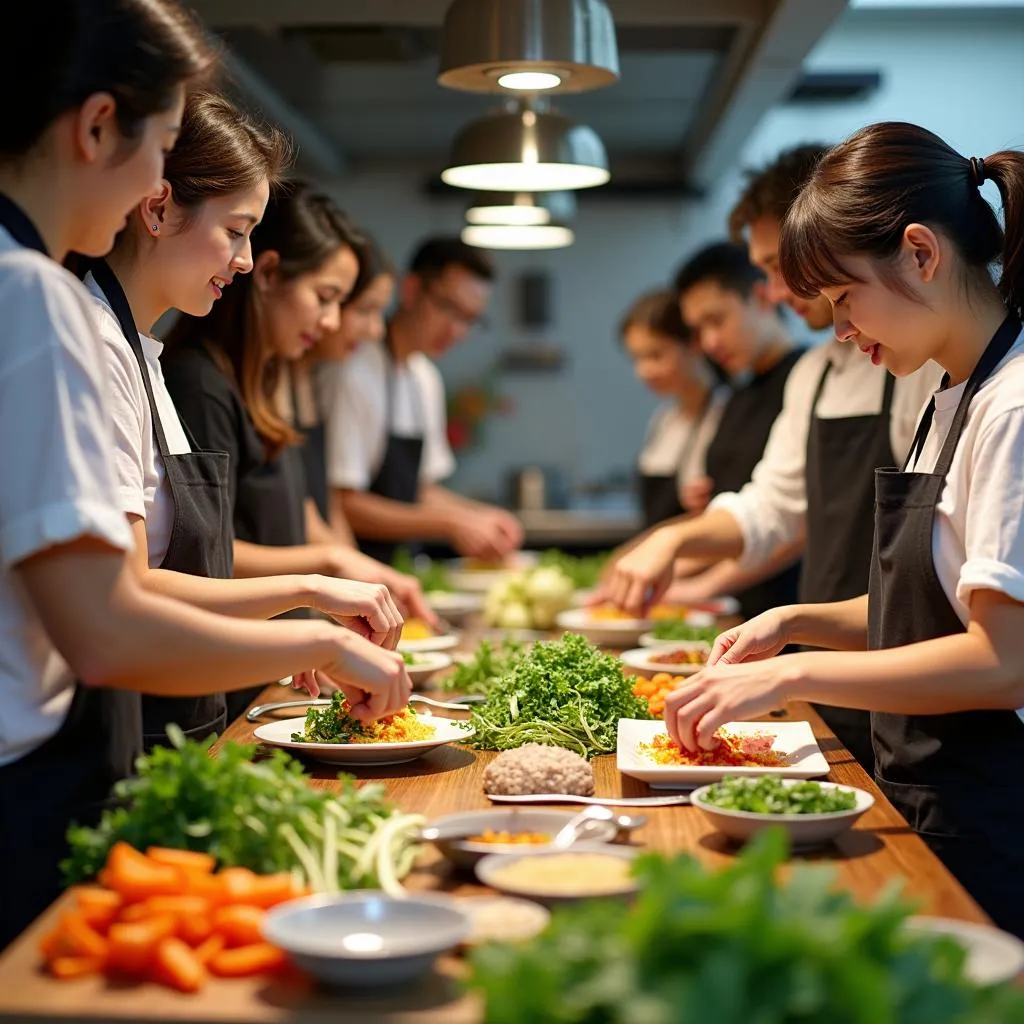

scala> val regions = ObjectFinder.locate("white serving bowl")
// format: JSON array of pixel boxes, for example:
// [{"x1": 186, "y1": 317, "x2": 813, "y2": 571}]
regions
[
  {"x1": 262, "y1": 891, "x2": 470, "y2": 988},
  {"x1": 403, "y1": 651, "x2": 453, "y2": 687},
  {"x1": 690, "y1": 779, "x2": 874, "y2": 849},
  {"x1": 620, "y1": 642, "x2": 710, "y2": 678}
]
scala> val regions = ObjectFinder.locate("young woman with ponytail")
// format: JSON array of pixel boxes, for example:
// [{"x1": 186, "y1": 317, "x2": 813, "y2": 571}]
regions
[{"x1": 649, "y1": 122, "x2": 1024, "y2": 935}]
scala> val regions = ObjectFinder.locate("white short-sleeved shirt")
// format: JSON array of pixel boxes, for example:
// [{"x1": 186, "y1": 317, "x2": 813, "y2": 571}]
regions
[
  {"x1": 638, "y1": 390, "x2": 729, "y2": 493},
  {"x1": 711, "y1": 340, "x2": 942, "y2": 569},
  {"x1": 319, "y1": 341, "x2": 456, "y2": 492},
  {"x1": 0, "y1": 227, "x2": 133, "y2": 766},
  {"x1": 84, "y1": 274, "x2": 191, "y2": 567}
]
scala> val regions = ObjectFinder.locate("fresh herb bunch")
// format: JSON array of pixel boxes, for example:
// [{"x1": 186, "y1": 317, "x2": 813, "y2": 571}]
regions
[
  {"x1": 292, "y1": 691, "x2": 364, "y2": 743},
  {"x1": 702, "y1": 776, "x2": 858, "y2": 814},
  {"x1": 538, "y1": 549, "x2": 611, "y2": 591},
  {"x1": 63, "y1": 728, "x2": 423, "y2": 895},
  {"x1": 468, "y1": 828, "x2": 1024, "y2": 1024},
  {"x1": 401, "y1": 651, "x2": 421, "y2": 666},
  {"x1": 442, "y1": 639, "x2": 526, "y2": 696},
  {"x1": 392, "y1": 548, "x2": 452, "y2": 593},
  {"x1": 465, "y1": 632, "x2": 651, "y2": 757},
  {"x1": 651, "y1": 619, "x2": 723, "y2": 644}
]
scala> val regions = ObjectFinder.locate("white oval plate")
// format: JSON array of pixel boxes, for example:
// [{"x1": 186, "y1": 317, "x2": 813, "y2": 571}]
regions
[
  {"x1": 620, "y1": 643, "x2": 709, "y2": 678},
  {"x1": 446, "y1": 553, "x2": 539, "y2": 593},
  {"x1": 903, "y1": 916, "x2": 1024, "y2": 985},
  {"x1": 425, "y1": 591, "x2": 484, "y2": 620},
  {"x1": 404, "y1": 651, "x2": 453, "y2": 687},
  {"x1": 555, "y1": 607, "x2": 653, "y2": 648},
  {"x1": 398, "y1": 633, "x2": 461, "y2": 653},
  {"x1": 254, "y1": 711, "x2": 474, "y2": 765},
  {"x1": 691, "y1": 780, "x2": 874, "y2": 849}
]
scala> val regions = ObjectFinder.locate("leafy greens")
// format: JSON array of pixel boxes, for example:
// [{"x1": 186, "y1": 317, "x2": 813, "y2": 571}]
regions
[{"x1": 441, "y1": 638, "x2": 526, "y2": 696}]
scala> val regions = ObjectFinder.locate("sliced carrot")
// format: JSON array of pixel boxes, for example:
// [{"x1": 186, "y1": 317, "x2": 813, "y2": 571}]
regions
[
  {"x1": 117, "y1": 903, "x2": 154, "y2": 924},
  {"x1": 146, "y1": 848, "x2": 216, "y2": 874},
  {"x1": 193, "y1": 933, "x2": 226, "y2": 967},
  {"x1": 213, "y1": 905, "x2": 265, "y2": 948},
  {"x1": 217, "y1": 867, "x2": 258, "y2": 905},
  {"x1": 152, "y1": 937, "x2": 206, "y2": 993},
  {"x1": 209, "y1": 943, "x2": 287, "y2": 978},
  {"x1": 107, "y1": 914, "x2": 177, "y2": 975},
  {"x1": 39, "y1": 927, "x2": 72, "y2": 962},
  {"x1": 182, "y1": 870, "x2": 225, "y2": 904},
  {"x1": 72, "y1": 887, "x2": 122, "y2": 931},
  {"x1": 105, "y1": 843, "x2": 185, "y2": 903},
  {"x1": 245, "y1": 873, "x2": 307, "y2": 910},
  {"x1": 178, "y1": 912, "x2": 214, "y2": 947},
  {"x1": 61, "y1": 911, "x2": 109, "y2": 960},
  {"x1": 143, "y1": 895, "x2": 211, "y2": 918},
  {"x1": 49, "y1": 955, "x2": 104, "y2": 980}
]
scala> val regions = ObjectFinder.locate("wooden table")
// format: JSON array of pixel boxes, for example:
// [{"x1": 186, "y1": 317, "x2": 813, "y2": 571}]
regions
[{"x1": 0, "y1": 633, "x2": 989, "y2": 1023}]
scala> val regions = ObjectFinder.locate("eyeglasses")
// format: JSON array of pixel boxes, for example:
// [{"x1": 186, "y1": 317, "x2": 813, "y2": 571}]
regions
[{"x1": 422, "y1": 284, "x2": 488, "y2": 330}]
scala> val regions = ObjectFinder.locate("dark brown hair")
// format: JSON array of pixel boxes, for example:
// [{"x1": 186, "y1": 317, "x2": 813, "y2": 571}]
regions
[
  {"x1": 409, "y1": 236, "x2": 495, "y2": 283},
  {"x1": 2, "y1": 0, "x2": 215, "y2": 159},
  {"x1": 780, "y1": 122, "x2": 1024, "y2": 319},
  {"x1": 619, "y1": 289, "x2": 692, "y2": 345},
  {"x1": 728, "y1": 144, "x2": 829, "y2": 242},
  {"x1": 673, "y1": 242, "x2": 765, "y2": 301},
  {"x1": 168, "y1": 180, "x2": 364, "y2": 458},
  {"x1": 346, "y1": 233, "x2": 396, "y2": 307}
]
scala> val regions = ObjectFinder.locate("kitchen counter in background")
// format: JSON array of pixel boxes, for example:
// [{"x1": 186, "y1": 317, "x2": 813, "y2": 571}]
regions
[{"x1": 517, "y1": 508, "x2": 641, "y2": 550}]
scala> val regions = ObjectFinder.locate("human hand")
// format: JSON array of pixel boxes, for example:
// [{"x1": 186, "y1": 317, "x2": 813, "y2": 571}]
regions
[
  {"x1": 315, "y1": 630, "x2": 413, "y2": 723},
  {"x1": 605, "y1": 526, "x2": 681, "y2": 615},
  {"x1": 314, "y1": 576, "x2": 404, "y2": 650},
  {"x1": 707, "y1": 608, "x2": 794, "y2": 666},
  {"x1": 450, "y1": 511, "x2": 512, "y2": 561},
  {"x1": 324, "y1": 547, "x2": 440, "y2": 630},
  {"x1": 681, "y1": 475, "x2": 714, "y2": 514}
]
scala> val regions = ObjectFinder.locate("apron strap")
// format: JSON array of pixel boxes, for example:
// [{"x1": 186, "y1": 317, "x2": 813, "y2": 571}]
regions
[
  {"x1": 86, "y1": 259, "x2": 182, "y2": 461},
  {"x1": 0, "y1": 193, "x2": 49, "y2": 255},
  {"x1": 382, "y1": 329, "x2": 427, "y2": 436},
  {"x1": 809, "y1": 360, "x2": 832, "y2": 417}
]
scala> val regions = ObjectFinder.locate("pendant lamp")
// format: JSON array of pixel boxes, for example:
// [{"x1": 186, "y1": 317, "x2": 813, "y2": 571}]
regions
[
  {"x1": 462, "y1": 223, "x2": 575, "y2": 250},
  {"x1": 465, "y1": 190, "x2": 577, "y2": 226},
  {"x1": 438, "y1": 0, "x2": 619, "y2": 95}
]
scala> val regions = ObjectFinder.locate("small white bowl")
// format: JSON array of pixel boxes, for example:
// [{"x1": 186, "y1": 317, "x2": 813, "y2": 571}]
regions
[
  {"x1": 476, "y1": 843, "x2": 641, "y2": 906},
  {"x1": 425, "y1": 590, "x2": 484, "y2": 623},
  {"x1": 403, "y1": 651, "x2": 453, "y2": 687},
  {"x1": 620, "y1": 643, "x2": 709, "y2": 679},
  {"x1": 262, "y1": 891, "x2": 470, "y2": 988},
  {"x1": 691, "y1": 780, "x2": 874, "y2": 849},
  {"x1": 555, "y1": 608, "x2": 652, "y2": 649},
  {"x1": 903, "y1": 916, "x2": 1024, "y2": 985},
  {"x1": 456, "y1": 895, "x2": 552, "y2": 947}
]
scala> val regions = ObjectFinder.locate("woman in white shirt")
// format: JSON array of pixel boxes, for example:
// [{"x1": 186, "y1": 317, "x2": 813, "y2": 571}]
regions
[
  {"x1": 87, "y1": 90, "x2": 406, "y2": 749},
  {"x1": 0, "y1": 0, "x2": 409, "y2": 948},
  {"x1": 619, "y1": 288, "x2": 727, "y2": 528},
  {"x1": 658, "y1": 123, "x2": 1024, "y2": 936}
]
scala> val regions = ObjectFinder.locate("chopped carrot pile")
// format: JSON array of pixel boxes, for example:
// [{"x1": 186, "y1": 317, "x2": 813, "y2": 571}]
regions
[
  {"x1": 632, "y1": 672, "x2": 692, "y2": 717},
  {"x1": 38, "y1": 843, "x2": 309, "y2": 992}
]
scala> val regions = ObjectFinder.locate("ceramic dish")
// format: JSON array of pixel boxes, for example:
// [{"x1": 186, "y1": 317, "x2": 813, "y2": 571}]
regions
[
  {"x1": 425, "y1": 590, "x2": 484, "y2": 622},
  {"x1": 476, "y1": 843, "x2": 641, "y2": 906},
  {"x1": 403, "y1": 651, "x2": 453, "y2": 687},
  {"x1": 262, "y1": 891, "x2": 470, "y2": 988},
  {"x1": 447, "y1": 552, "x2": 539, "y2": 593},
  {"x1": 903, "y1": 916, "x2": 1024, "y2": 985},
  {"x1": 398, "y1": 632, "x2": 461, "y2": 654},
  {"x1": 455, "y1": 895, "x2": 552, "y2": 947},
  {"x1": 619, "y1": 643, "x2": 710, "y2": 678},
  {"x1": 616, "y1": 719, "x2": 830, "y2": 789},
  {"x1": 555, "y1": 608, "x2": 652, "y2": 648},
  {"x1": 253, "y1": 711, "x2": 474, "y2": 766},
  {"x1": 422, "y1": 809, "x2": 617, "y2": 869},
  {"x1": 690, "y1": 780, "x2": 874, "y2": 849}
]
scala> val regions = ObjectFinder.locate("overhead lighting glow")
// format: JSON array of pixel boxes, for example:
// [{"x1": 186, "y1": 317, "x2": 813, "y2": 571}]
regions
[
  {"x1": 462, "y1": 224, "x2": 575, "y2": 250},
  {"x1": 442, "y1": 162, "x2": 608, "y2": 191},
  {"x1": 497, "y1": 70, "x2": 562, "y2": 91},
  {"x1": 466, "y1": 204, "x2": 551, "y2": 226}
]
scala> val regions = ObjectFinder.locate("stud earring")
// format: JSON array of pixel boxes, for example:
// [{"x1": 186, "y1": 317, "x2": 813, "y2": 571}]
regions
[{"x1": 152, "y1": 224, "x2": 159, "y2": 233}]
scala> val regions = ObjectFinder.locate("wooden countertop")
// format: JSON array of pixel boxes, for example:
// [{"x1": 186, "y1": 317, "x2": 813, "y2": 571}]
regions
[{"x1": 0, "y1": 629, "x2": 989, "y2": 1023}]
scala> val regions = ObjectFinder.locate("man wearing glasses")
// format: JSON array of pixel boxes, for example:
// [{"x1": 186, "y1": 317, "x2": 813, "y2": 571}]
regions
[{"x1": 325, "y1": 236, "x2": 524, "y2": 564}]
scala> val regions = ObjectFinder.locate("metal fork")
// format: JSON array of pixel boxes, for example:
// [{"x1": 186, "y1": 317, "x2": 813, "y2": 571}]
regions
[{"x1": 245, "y1": 693, "x2": 481, "y2": 722}]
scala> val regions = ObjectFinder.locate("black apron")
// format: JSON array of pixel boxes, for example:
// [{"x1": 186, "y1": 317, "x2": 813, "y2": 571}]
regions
[
  {"x1": 0, "y1": 196, "x2": 143, "y2": 950},
  {"x1": 87, "y1": 260, "x2": 232, "y2": 751},
  {"x1": 358, "y1": 346, "x2": 425, "y2": 565},
  {"x1": 705, "y1": 351, "x2": 803, "y2": 619},
  {"x1": 638, "y1": 395, "x2": 714, "y2": 530},
  {"x1": 868, "y1": 315, "x2": 1024, "y2": 937},
  {"x1": 799, "y1": 362, "x2": 896, "y2": 770},
  {"x1": 290, "y1": 366, "x2": 330, "y2": 522}
]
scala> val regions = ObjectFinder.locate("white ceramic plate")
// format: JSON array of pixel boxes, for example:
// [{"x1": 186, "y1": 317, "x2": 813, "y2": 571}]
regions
[
  {"x1": 398, "y1": 632, "x2": 461, "y2": 653},
  {"x1": 403, "y1": 651, "x2": 453, "y2": 687},
  {"x1": 616, "y1": 718, "x2": 830, "y2": 789},
  {"x1": 690, "y1": 780, "x2": 874, "y2": 849},
  {"x1": 254, "y1": 711, "x2": 474, "y2": 765},
  {"x1": 904, "y1": 916, "x2": 1024, "y2": 985},
  {"x1": 447, "y1": 552, "x2": 539, "y2": 593},
  {"x1": 620, "y1": 643, "x2": 710, "y2": 678},
  {"x1": 425, "y1": 591, "x2": 484, "y2": 621},
  {"x1": 555, "y1": 608, "x2": 652, "y2": 648}
]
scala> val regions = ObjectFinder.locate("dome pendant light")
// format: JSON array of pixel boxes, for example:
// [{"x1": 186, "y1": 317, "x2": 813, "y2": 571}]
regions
[
  {"x1": 438, "y1": 0, "x2": 619, "y2": 95},
  {"x1": 442, "y1": 101, "x2": 609, "y2": 192},
  {"x1": 462, "y1": 223, "x2": 575, "y2": 251},
  {"x1": 465, "y1": 190, "x2": 577, "y2": 226}
]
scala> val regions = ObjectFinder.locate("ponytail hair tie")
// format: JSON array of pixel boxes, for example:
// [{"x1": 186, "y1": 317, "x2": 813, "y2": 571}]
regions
[{"x1": 970, "y1": 156, "x2": 987, "y2": 188}]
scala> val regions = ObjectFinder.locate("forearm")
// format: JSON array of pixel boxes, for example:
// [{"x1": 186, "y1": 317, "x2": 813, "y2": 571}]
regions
[
  {"x1": 137, "y1": 566, "x2": 321, "y2": 620},
  {"x1": 340, "y1": 488, "x2": 453, "y2": 542},
  {"x1": 783, "y1": 595, "x2": 870, "y2": 651},
  {"x1": 420, "y1": 482, "x2": 479, "y2": 512},
  {"x1": 683, "y1": 538, "x2": 804, "y2": 601},
  {"x1": 232, "y1": 538, "x2": 334, "y2": 579},
  {"x1": 663, "y1": 508, "x2": 747, "y2": 562},
  {"x1": 309, "y1": 496, "x2": 355, "y2": 547},
  {"x1": 784, "y1": 629, "x2": 1023, "y2": 714}
]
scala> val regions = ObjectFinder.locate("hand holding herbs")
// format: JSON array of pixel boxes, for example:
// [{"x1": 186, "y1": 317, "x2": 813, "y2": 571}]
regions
[
  {"x1": 468, "y1": 828, "x2": 1024, "y2": 1024},
  {"x1": 466, "y1": 633, "x2": 651, "y2": 757},
  {"x1": 702, "y1": 776, "x2": 858, "y2": 814},
  {"x1": 64, "y1": 728, "x2": 423, "y2": 897}
]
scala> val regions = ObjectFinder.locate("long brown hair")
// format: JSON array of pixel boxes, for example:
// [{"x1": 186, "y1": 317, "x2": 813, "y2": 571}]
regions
[
  {"x1": 168, "y1": 180, "x2": 364, "y2": 458},
  {"x1": 780, "y1": 122, "x2": 1024, "y2": 319}
]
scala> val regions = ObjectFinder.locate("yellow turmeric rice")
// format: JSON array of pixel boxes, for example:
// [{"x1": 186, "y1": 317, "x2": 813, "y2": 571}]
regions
[{"x1": 349, "y1": 708, "x2": 436, "y2": 744}]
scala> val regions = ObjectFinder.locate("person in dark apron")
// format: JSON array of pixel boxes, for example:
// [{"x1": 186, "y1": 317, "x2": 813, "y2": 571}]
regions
[
  {"x1": 659, "y1": 123, "x2": 1024, "y2": 935},
  {"x1": 86, "y1": 259, "x2": 231, "y2": 749}
]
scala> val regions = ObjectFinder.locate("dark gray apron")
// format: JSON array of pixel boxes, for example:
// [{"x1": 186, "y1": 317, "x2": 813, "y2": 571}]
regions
[
  {"x1": 0, "y1": 197, "x2": 143, "y2": 949},
  {"x1": 88, "y1": 260, "x2": 231, "y2": 751},
  {"x1": 801, "y1": 363, "x2": 896, "y2": 770},
  {"x1": 868, "y1": 314, "x2": 1024, "y2": 937},
  {"x1": 358, "y1": 342, "x2": 425, "y2": 565}
]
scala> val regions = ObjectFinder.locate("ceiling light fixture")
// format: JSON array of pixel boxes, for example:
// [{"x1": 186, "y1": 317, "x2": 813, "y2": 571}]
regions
[
  {"x1": 465, "y1": 190, "x2": 577, "y2": 226},
  {"x1": 438, "y1": 0, "x2": 618, "y2": 95},
  {"x1": 461, "y1": 223, "x2": 575, "y2": 250},
  {"x1": 442, "y1": 103, "x2": 609, "y2": 192}
]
